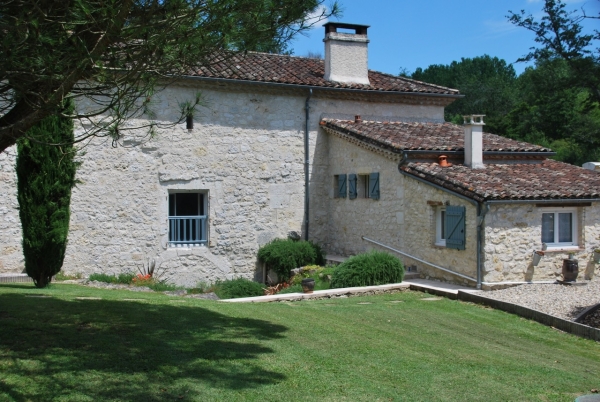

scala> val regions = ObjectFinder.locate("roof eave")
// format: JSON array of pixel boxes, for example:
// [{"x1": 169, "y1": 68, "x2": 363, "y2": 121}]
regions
[{"x1": 179, "y1": 75, "x2": 464, "y2": 98}]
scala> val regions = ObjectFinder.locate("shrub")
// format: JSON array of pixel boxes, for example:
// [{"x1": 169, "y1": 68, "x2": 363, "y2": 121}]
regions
[
  {"x1": 16, "y1": 99, "x2": 78, "y2": 288},
  {"x1": 330, "y1": 251, "x2": 404, "y2": 289},
  {"x1": 213, "y1": 278, "x2": 265, "y2": 299},
  {"x1": 277, "y1": 284, "x2": 302, "y2": 294},
  {"x1": 89, "y1": 273, "x2": 135, "y2": 284},
  {"x1": 257, "y1": 239, "x2": 325, "y2": 281}
]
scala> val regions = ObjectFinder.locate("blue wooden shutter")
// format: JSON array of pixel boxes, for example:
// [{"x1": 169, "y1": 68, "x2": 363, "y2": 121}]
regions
[
  {"x1": 337, "y1": 174, "x2": 347, "y2": 198},
  {"x1": 349, "y1": 174, "x2": 357, "y2": 199},
  {"x1": 445, "y1": 205, "x2": 466, "y2": 250},
  {"x1": 369, "y1": 172, "x2": 380, "y2": 200}
]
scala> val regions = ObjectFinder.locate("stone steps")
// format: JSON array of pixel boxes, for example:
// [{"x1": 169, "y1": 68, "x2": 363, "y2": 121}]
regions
[{"x1": 0, "y1": 274, "x2": 32, "y2": 284}]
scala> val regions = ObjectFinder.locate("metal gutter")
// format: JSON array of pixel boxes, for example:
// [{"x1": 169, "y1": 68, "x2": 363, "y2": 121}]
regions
[
  {"x1": 402, "y1": 150, "x2": 555, "y2": 157},
  {"x1": 362, "y1": 236, "x2": 478, "y2": 283},
  {"x1": 181, "y1": 76, "x2": 464, "y2": 99},
  {"x1": 304, "y1": 89, "x2": 312, "y2": 241},
  {"x1": 484, "y1": 198, "x2": 600, "y2": 205}
]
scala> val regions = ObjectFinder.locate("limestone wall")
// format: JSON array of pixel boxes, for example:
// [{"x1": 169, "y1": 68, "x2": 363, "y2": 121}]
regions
[
  {"x1": 401, "y1": 177, "x2": 478, "y2": 284},
  {"x1": 0, "y1": 147, "x2": 21, "y2": 272},
  {"x1": 0, "y1": 80, "x2": 445, "y2": 286},
  {"x1": 323, "y1": 134, "x2": 405, "y2": 256},
  {"x1": 484, "y1": 204, "x2": 600, "y2": 282}
]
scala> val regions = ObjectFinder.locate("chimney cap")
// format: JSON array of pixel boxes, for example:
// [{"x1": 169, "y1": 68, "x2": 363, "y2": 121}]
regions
[
  {"x1": 463, "y1": 114, "x2": 485, "y2": 125},
  {"x1": 324, "y1": 22, "x2": 370, "y2": 35}
]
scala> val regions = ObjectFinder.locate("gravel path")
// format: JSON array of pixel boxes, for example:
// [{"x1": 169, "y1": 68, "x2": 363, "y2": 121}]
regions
[{"x1": 480, "y1": 278, "x2": 600, "y2": 329}]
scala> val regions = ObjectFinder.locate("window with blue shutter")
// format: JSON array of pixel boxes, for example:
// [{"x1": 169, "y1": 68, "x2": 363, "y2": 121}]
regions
[
  {"x1": 348, "y1": 174, "x2": 357, "y2": 199},
  {"x1": 336, "y1": 174, "x2": 347, "y2": 198},
  {"x1": 369, "y1": 172, "x2": 380, "y2": 200},
  {"x1": 444, "y1": 205, "x2": 466, "y2": 250}
]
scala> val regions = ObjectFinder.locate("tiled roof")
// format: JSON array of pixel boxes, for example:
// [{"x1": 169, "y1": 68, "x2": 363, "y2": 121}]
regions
[
  {"x1": 401, "y1": 160, "x2": 600, "y2": 201},
  {"x1": 320, "y1": 119, "x2": 552, "y2": 153},
  {"x1": 188, "y1": 52, "x2": 459, "y2": 95}
]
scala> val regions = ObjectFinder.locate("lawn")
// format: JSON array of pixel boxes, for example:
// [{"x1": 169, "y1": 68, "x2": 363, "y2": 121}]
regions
[{"x1": 0, "y1": 283, "x2": 599, "y2": 401}]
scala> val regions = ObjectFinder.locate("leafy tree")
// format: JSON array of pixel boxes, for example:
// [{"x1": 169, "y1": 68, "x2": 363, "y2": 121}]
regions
[
  {"x1": 0, "y1": 0, "x2": 338, "y2": 153},
  {"x1": 506, "y1": 0, "x2": 600, "y2": 165},
  {"x1": 411, "y1": 55, "x2": 518, "y2": 134},
  {"x1": 16, "y1": 100, "x2": 78, "y2": 288},
  {"x1": 508, "y1": 0, "x2": 599, "y2": 104}
]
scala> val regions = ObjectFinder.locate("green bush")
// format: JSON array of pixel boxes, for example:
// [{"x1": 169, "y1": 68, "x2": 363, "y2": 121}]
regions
[
  {"x1": 16, "y1": 99, "x2": 78, "y2": 288},
  {"x1": 277, "y1": 284, "x2": 302, "y2": 294},
  {"x1": 89, "y1": 273, "x2": 135, "y2": 284},
  {"x1": 257, "y1": 239, "x2": 325, "y2": 281},
  {"x1": 213, "y1": 278, "x2": 265, "y2": 299},
  {"x1": 330, "y1": 251, "x2": 404, "y2": 289}
]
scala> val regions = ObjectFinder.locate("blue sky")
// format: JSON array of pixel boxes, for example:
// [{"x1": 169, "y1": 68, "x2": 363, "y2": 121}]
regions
[{"x1": 288, "y1": 0, "x2": 599, "y2": 76}]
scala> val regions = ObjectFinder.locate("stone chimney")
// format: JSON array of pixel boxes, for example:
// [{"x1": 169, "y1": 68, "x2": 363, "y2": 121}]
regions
[
  {"x1": 463, "y1": 115, "x2": 485, "y2": 169},
  {"x1": 323, "y1": 22, "x2": 370, "y2": 85}
]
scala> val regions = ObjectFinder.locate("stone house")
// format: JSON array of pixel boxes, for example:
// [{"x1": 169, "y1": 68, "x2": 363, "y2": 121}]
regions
[{"x1": 1, "y1": 22, "x2": 600, "y2": 288}]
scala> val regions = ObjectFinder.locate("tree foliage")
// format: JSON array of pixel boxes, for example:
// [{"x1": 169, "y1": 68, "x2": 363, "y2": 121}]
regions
[
  {"x1": 16, "y1": 99, "x2": 78, "y2": 288},
  {"x1": 406, "y1": 1, "x2": 600, "y2": 166},
  {"x1": 508, "y1": 0, "x2": 599, "y2": 104},
  {"x1": 411, "y1": 55, "x2": 518, "y2": 133},
  {"x1": 0, "y1": 0, "x2": 338, "y2": 153}
]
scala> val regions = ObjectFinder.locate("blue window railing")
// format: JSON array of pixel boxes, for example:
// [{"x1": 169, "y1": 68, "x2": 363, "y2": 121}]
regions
[{"x1": 168, "y1": 216, "x2": 207, "y2": 246}]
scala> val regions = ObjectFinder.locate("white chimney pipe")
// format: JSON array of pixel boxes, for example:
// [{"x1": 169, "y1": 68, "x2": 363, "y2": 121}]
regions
[
  {"x1": 324, "y1": 22, "x2": 370, "y2": 85},
  {"x1": 463, "y1": 115, "x2": 485, "y2": 169}
]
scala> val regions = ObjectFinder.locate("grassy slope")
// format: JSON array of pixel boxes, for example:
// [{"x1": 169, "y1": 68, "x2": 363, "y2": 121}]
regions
[{"x1": 0, "y1": 283, "x2": 598, "y2": 401}]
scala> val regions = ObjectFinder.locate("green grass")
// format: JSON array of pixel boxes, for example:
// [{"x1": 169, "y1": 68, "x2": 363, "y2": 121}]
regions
[{"x1": 0, "y1": 283, "x2": 599, "y2": 401}]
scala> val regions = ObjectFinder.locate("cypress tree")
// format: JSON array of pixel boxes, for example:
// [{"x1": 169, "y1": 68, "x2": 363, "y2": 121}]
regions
[{"x1": 16, "y1": 99, "x2": 78, "y2": 288}]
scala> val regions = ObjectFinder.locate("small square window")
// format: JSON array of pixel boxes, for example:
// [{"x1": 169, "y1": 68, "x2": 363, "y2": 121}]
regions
[
  {"x1": 168, "y1": 192, "x2": 208, "y2": 246},
  {"x1": 541, "y1": 208, "x2": 577, "y2": 248},
  {"x1": 357, "y1": 174, "x2": 370, "y2": 198}
]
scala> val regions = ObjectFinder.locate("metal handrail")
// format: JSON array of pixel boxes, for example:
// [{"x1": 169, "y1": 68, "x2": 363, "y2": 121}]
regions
[{"x1": 361, "y1": 236, "x2": 477, "y2": 283}]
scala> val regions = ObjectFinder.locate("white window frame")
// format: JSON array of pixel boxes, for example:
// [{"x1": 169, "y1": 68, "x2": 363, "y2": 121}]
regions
[
  {"x1": 435, "y1": 207, "x2": 446, "y2": 247},
  {"x1": 541, "y1": 207, "x2": 578, "y2": 249}
]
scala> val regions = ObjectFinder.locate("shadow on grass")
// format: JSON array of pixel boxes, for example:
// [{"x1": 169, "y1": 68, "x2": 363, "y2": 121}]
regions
[{"x1": 0, "y1": 294, "x2": 288, "y2": 401}]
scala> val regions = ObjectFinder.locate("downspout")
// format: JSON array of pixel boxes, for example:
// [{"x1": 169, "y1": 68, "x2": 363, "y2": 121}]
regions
[
  {"x1": 476, "y1": 202, "x2": 490, "y2": 290},
  {"x1": 304, "y1": 88, "x2": 313, "y2": 241}
]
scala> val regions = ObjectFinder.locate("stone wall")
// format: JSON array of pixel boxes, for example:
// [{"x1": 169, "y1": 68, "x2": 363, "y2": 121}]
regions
[
  {"x1": 322, "y1": 133, "x2": 479, "y2": 285},
  {"x1": 401, "y1": 176, "x2": 478, "y2": 285},
  {"x1": 484, "y1": 204, "x2": 600, "y2": 282},
  {"x1": 0, "y1": 80, "x2": 445, "y2": 286}
]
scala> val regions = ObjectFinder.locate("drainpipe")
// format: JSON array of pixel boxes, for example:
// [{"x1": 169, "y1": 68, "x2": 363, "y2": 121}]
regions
[
  {"x1": 304, "y1": 88, "x2": 313, "y2": 241},
  {"x1": 476, "y1": 202, "x2": 490, "y2": 289}
]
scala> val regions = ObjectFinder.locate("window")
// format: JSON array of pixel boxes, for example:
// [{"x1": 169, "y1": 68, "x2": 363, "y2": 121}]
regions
[
  {"x1": 334, "y1": 174, "x2": 347, "y2": 198},
  {"x1": 348, "y1": 172, "x2": 380, "y2": 200},
  {"x1": 541, "y1": 208, "x2": 577, "y2": 248},
  {"x1": 168, "y1": 192, "x2": 207, "y2": 246},
  {"x1": 435, "y1": 205, "x2": 465, "y2": 250},
  {"x1": 435, "y1": 207, "x2": 446, "y2": 246}
]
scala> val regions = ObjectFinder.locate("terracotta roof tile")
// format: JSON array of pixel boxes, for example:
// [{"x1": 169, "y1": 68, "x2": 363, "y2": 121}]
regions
[
  {"x1": 401, "y1": 160, "x2": 600, "y2": 201},
  {"x1": 189, "y1": 52, "x2": 459, "y2": 95},
  {"x1": 321, "y1": 119, "x2": 552, "y2": 153}
]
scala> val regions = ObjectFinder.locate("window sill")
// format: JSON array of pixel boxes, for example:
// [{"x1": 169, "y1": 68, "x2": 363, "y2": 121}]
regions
[{"x1": 540, "y1": 247, "x2": 584, "y2": 254}]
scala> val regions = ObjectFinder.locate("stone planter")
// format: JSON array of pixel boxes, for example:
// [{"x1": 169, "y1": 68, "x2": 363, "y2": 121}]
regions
[
  {"x1": 301, "y1": 278, "x2": 315, "y2": 293},
  {"x1": 562, "y1": 258, "x2": 579, "y2": 282},
  {"x1": 593, "y1": 250, "x2": 600, "y2": 263}
]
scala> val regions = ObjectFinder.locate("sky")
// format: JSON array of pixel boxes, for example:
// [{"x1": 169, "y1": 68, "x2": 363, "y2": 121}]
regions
[{"x1": 288, "y1": 0, "x2": 600, "y2": 76}]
